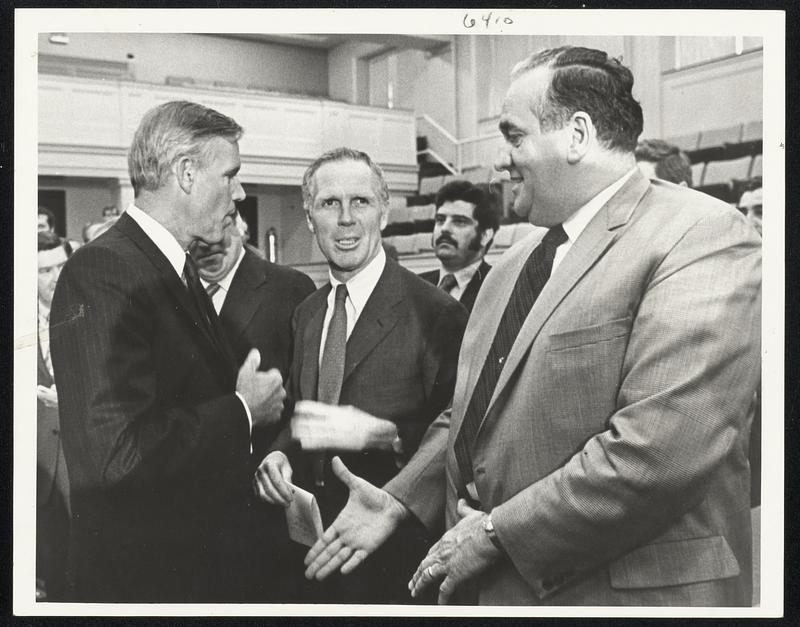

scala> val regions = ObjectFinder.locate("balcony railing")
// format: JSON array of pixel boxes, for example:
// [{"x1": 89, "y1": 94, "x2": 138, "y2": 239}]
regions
[{"x1": 38, "y1": 75, "x2": 419, "y2": 191}]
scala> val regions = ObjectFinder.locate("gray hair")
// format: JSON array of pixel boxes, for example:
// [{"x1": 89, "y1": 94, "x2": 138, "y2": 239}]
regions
[
  {"x1": 127, "y1": 100, "x2": 243, "y2": 196},
  {"x1": 301, "y1": 147, "x2": 390, "y2": 211}
]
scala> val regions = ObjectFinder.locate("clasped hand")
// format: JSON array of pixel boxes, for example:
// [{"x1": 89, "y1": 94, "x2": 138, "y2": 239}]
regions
[{"x1": 408, "y1": 498, "x2": 502, "y2": 604}]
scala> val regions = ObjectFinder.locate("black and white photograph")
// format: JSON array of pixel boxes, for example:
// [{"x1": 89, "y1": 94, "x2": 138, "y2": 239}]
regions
[{"x1": 13, "y1": 7, "x2": 784, "y2": 618}]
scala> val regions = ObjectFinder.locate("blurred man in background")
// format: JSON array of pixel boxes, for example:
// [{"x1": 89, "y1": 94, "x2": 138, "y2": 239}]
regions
[
  {"x1": 636, "y1": 138, "x2": 693, "y2": 186},
  {"x1": 419, "y1": 180, "x2": 499, "y2": 313},
  {"x1": 37, "y1": 231, "x2": 72, "y2": 601}
]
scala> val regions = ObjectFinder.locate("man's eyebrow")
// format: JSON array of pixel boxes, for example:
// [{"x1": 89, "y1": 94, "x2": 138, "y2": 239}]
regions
[{"x1": 225, "y1": 164, "x2": 241, "y2": 177}]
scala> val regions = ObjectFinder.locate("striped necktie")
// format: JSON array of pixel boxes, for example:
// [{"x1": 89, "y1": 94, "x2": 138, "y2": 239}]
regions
[
  {"x1": 206, "y1": 282, "x2": 221, "y2": 298},
  {"x1": 453, "y1": 225, "x2": 568, "y2": 497}
]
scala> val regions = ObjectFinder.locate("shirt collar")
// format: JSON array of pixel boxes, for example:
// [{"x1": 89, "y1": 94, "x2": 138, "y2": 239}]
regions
[
  {"x1": 329, "y1": 246, "x2": 386, "y2": 316},
  {"x1": 439, "y1": 257, "x2": 483, "y2": 290},
  {"x1": 125, "y1": 204, "x2": 186, "y2": 279},
  {"x1": 200, "y1": 247, "x2": 246, "y2": 293},
  {"x1": 562, "y1": 167, "x2": 638, "y2": 244}
]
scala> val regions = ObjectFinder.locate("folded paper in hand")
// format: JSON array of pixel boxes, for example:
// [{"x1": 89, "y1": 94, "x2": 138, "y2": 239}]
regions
[{"x1": 285, "y1": 482, "x2": 323, "y2": 547}]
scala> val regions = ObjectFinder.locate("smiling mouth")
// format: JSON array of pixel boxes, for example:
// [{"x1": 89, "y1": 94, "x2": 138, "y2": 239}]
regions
[{"x1": 335, "y1": 237, "x2": 360, "y2": 249}]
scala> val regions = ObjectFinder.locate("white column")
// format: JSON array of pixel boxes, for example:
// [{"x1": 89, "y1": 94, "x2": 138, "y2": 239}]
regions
[
  {"x1": 116, "y1": 177, "x2": 134, "y2": 210},
  {"x1": 454, "y1": 35, "x2": 479, "y2": 171}
]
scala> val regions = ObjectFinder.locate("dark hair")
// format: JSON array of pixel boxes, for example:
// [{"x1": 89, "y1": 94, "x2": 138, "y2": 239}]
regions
[
  {"x1": 38, "y1": 230, "x2": 66, "y2": 253},
  {"x1": 38, "y1": 206, "x2": 55, "y2": 229},
  {"x1": 301, "y1": 147, "x2": 389, "y2": 211},
  {"x1": 128, "y1": 100, "x2": 243, "y2": 196},
  {"x1": 511, "y1": 46, "x2": 643, "y2": 153},
  {"x1": 435, "y1": 180, "x2": 500, "y2": 234},
  {"x1": 635, "y1": 139, "x2": 693, "y2": 186}
]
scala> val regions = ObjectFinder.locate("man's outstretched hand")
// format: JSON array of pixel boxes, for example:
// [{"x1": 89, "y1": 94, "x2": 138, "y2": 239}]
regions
[{"x1": 303, "y1": 456, "x2": 409, "y2": 581}]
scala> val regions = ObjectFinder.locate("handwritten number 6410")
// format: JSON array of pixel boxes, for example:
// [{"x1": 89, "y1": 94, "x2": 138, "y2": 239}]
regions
[{"x1": 463, "y1": 12, "x2": 514, "y2": 29}]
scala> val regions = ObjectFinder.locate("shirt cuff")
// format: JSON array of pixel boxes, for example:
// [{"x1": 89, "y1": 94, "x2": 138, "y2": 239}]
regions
[{"x1": 235, "y1": 391, "x2": 253, "y2": 453}]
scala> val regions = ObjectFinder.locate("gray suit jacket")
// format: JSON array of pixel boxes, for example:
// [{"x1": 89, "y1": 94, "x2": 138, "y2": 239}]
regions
[{"x1": 385, "y1": 172, "x2": 761, "y2": 606}]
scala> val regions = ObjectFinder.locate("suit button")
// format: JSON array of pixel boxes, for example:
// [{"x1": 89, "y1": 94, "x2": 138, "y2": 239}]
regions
[{"x1": 498, "y1": 356, "x2": 505, "y2": 364}]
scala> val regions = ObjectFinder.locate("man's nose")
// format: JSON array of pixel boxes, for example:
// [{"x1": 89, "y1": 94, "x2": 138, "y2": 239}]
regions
[
  {"x1": 232, "y1": 177, "x2": 245, "y2": 202},
  {"x1": 494, "y1": 145, "x2": 512, "y2": 172},
  {"x1": 338, "y1": 204, "x2": 355, "y2": 225}
]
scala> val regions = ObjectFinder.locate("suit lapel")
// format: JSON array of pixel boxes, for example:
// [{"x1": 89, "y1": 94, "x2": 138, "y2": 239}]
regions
[
  {"x1": 114, "y1": 213, "x2": 234, "y2": 382},
  {"x1": 460, "y1": 260, "x2": 490, "y2": 309},
  {"x1": 475, "y1": 172, "x2": 651, "y2": 436},
  {"x1": 298, "y1": 288, "x2": 329, "y2": 401},
  {"x1": 220, "y1": 251, "x2": 265, "y2": 349},
  {"x1": 342, "y1": 260, "x2": 405, "y2": 383}
]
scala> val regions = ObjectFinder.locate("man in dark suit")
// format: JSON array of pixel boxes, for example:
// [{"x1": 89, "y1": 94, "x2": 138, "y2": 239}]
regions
[
  {"x1": 254, "y1": 147, "x2": 468, "y2": 603},
  {"x1": 36, "y1": 231, "x2": 72, "y2": 601},
  {"x1": 191, "y1": 213, "x2": 316, "y2": 601},
  {"x1": 50, "y1": 100, "x2": 287, "y2": 602},
  {"x1": 418, "y1": 180, "x2": 499, "y2": 313},
  {"x1": 303, "y1": 47, "x2": 761, "y2": 607},
  {"x1": 191, "y1": 213, "x2": 316, "y2": 457}
]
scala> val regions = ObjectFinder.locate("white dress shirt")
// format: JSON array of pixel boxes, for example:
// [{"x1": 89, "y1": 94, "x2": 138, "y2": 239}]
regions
[
  {"x1": 126, "y1": 204, "x2": 187, "y2": 279},
  {"x1": 318, "y1": 246, "x2": 386, "y2": 366},
  {"x1": 436, "y1": 257, "x2": 484, "y2": 301},
  {"x1": 124, "y1": 204, "x2": 253, "y2": 433},
  {"x1": 38, "y1": 303, "x2": 53, "y2": 377},
  {"x1": 200, "y1": 247, "x2": 246, "y2": 314},
  {"x1": 552, "y1": 167, "x2": 638, "y2": 273}
]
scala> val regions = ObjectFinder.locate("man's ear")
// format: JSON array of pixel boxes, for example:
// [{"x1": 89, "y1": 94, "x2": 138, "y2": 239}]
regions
[
  {"x1": 379, "y1": 204, "x2": 389, "y2": 232},
  {"x1": 566, "y1": 111, "x2": 594, "y2": 165},
  {"x1": 175, "y1": 156, "x2": 195, "y2": 194},
  {"x1": 305, "y1": 211, "x2": 316, "y2": 234},
  {"x1": 480, "y1": 227, "x2": 495, "y2": 250}
]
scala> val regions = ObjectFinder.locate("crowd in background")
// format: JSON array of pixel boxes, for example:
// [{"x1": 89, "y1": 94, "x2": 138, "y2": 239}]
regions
[{"x1": 34, "y1": 46, "x2": 764, "y2": 606}]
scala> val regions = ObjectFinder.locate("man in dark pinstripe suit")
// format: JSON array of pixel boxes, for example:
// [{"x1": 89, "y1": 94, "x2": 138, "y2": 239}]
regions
[{"x1": 50, "y1": 101, "x2": 286, "y2": 602}]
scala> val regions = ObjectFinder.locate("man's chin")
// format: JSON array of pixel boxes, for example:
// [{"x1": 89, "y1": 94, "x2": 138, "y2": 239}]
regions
[{"x1": 511, "y1": 197, "x2": 534, "y2": 221}]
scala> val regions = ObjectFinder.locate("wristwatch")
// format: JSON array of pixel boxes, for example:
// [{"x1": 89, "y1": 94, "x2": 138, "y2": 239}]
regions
[{"x1": 482, "y1": 514, "x2": 506, "y2": 554}]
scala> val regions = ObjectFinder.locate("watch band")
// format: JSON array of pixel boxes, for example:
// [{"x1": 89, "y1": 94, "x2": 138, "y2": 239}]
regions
[{"x1": 483, "y1": 514, "x2": 506, "y2": 554}]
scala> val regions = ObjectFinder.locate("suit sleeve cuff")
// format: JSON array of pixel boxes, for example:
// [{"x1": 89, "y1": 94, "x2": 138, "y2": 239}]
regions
[{"x1": 235, "y1": 391, "x2": 253, "y2": 453}]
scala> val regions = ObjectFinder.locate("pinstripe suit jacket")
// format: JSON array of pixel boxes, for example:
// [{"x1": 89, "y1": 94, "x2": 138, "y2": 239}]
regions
[
  {"x1": 50, "y1": 213, "x2": 254, "y2": 602},
  {"x1": 385, "y1": 172, "x2": 762, "y2": 606}
]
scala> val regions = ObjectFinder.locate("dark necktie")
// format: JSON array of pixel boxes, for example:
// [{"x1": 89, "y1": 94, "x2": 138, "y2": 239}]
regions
[
  {"x1": 438, "y1": 273, "x2": 458, "y2": 294},
  {"x1": 453, "y1": 225, "x2": 568, "y2": 494},
  {"x1": 183, "y1": 253, "x2": 232, "y2": 366},
  {"x1": 314, "y1": 283, "x2": 349, "y2": 486}
]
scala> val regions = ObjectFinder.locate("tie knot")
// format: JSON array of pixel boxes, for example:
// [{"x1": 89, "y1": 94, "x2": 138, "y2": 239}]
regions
[
  {"x1": 438, "y1": 273, "x2": 458, "y2": 293},
  {"x1": 334, "y1": 283, "x2": 348, "y2": 303},
  {"x1": 543, "y1": 225, "x2": 568, "y2": 249}
]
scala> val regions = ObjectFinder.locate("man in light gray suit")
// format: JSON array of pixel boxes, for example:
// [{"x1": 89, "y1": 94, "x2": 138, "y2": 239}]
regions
[{"x1": 300, "y1": 46, "x2": 761, "y2": 606}]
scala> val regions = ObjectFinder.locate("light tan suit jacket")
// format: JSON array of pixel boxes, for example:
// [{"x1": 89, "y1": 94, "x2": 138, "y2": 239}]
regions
[{"x1": 385, "y1": 172, "x2": 761, "y2": 606}]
